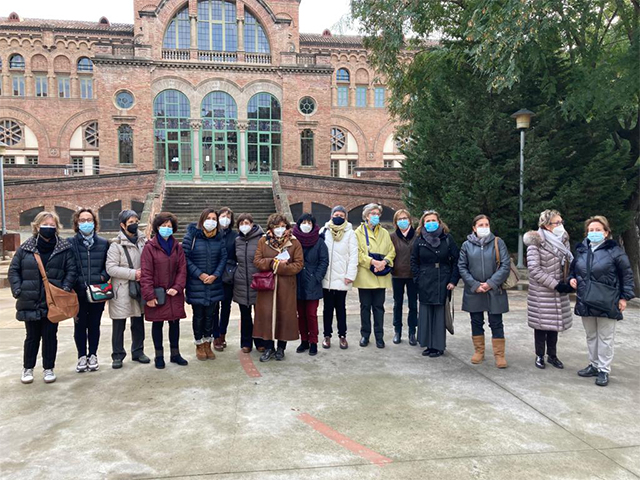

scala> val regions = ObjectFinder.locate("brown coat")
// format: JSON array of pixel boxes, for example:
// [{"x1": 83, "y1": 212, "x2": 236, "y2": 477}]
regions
[
  {"x1": 390, "y1": 227, "x2": 416, "y2": 278},
  {"x1": 253, "y1": 235, "x2": 304, "y2": 341}
]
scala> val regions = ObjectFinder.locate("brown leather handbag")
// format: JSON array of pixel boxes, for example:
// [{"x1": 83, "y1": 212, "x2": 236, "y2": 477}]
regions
[{"x1": 34, "y1": 253, "x2": 79, "y2": 323}]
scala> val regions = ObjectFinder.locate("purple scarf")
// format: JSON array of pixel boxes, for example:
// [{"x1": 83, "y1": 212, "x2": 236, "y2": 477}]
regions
[
  {"x1": 157, "y1": 234, "x2": 174, "y2": 256},
  {"x1": 293, "y1": 224, "x2": 320, "y2": 249}
]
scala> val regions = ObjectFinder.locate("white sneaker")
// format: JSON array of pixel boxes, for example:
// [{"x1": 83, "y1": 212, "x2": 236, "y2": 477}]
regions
[
  {"x1": 21, "y1": 368, "x2": 34, "y2": 384},
  {"x1": 88, "y1": 354, "x2": 99, "y2": 372},
  {"x1": 76, "y1": 356, "x2": 88, "y2": 373},
  {"x1": 43, "y1": 369, "x2": 56, "y2": 383}
]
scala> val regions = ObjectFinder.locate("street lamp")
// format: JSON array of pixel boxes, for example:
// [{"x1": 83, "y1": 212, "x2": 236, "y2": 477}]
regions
[{"x1": 511, "y1": 109, "x2": 535, "y2": 269}]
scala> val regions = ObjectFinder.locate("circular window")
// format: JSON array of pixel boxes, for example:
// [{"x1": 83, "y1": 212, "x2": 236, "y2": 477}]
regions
[
  {"x1": 115, "y1": 90, "x2": 135, "y2": 109},
  {"x1": 0, "y1": 119, "x2": 23, "y2": 146},
  {"x1": 299, "y1": 97, "x2": 316, "y2": 116},
  {"x1": 330, "y1": 127, "x2": 346, "y2": 152}
]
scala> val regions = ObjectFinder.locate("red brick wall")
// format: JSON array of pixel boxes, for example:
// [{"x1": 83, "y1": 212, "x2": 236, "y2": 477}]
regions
[{"x1": 3, "y1": 165, "x2": 69, "y2": 178}]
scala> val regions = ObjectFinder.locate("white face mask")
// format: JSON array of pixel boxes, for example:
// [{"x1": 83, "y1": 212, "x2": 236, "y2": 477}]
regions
[
  {"x1": 476, "y1": 227, "x2": 491, "y2": 238},
  {"x1": 219, "y1": 217, "x2": 231, "y2": 228},
  {"x1": 552, "y1": 225, "x2": 566, "y2": 237},
  {"x1": 203, "y1": 219, "x2": 217, "y2": 232},
  {"x1": 300, "y1": 223, "x2": 312, "y2": 234},
  {"x1": 274, "y1": 227, "x2": 286, "y2": 238},
  {"x1": 239, "y1": 224, "x2": 252, "y2": 235}
]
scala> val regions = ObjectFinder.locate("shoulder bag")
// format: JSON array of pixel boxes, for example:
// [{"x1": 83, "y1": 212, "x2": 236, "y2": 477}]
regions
[
  {"x1": 445, "y1": 292, "x2": 454, "y2": 335},
  {"x1": 494, "y1": 237, "x2": 519, "y2": 290},
  {"x1": 364, "y1": 225, "x2": 391, "y2": 276},
  {"x1": 74, "y1": 241, "x2": 114, "y2": 303},
  {"x1": 122, "y1": 246, "x2": 141, "y2": 300},
  {"x1": 34, "y1": 253, "x2": 79, "y2": 323}
]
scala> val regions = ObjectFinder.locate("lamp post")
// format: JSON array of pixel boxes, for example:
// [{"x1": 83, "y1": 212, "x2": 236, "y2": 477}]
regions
[
  {"x1": 0, "y1": 142, "x2": 6, "y2": 260},
  {"x1": 511, "y1": 109, "x2": 535, "y2": 269}
]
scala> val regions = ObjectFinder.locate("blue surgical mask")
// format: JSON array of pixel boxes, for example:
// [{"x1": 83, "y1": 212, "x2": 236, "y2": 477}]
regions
[
  {"x1": 369, "y1": 215, "x2": 380, "y2": 226},
  {"x1": 158, "y1": 226, "x2": 173, "y2": 239},
  {"x1": 397, "y1": 219, "x2": 410, "y2": 230},
  {"x1": 425, "y1": 221, "x2": 439, "y2": 233},
  {"x1": 587, "y1": 231, "x2": 605, "y2": 243},
  {"x1": 79, "y1": 222, "x2": 94, "y2": 235}
]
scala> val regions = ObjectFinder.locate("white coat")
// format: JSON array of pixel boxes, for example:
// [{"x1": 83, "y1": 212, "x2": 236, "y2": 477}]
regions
[{"x1": 320, "y1": 221, "x2": 358, "y2": 291}]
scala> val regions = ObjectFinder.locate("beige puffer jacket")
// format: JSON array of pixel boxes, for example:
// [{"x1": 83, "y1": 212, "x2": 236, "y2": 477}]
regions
[
  {"x1": 106, "y1": 232, "x2": 147, "y2": 320},
  {"x1": 524, "y1": 229, "x2": 573, "y2": 331}
]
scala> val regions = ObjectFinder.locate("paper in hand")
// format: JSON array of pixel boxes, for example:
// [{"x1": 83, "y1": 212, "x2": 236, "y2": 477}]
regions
[{"x1": 276, "y1": 250, "x2": 290, "y2": 262}]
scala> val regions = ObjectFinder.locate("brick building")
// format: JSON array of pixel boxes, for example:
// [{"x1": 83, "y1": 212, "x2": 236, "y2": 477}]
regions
[{"x1": 0, "y1": 0, "x2": 405, "y2": 232}]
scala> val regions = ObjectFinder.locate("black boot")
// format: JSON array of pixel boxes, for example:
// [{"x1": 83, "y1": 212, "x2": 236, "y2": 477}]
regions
[
  {"x1": 154, "y1": 350, "x2": 165, "y2": 369},
  {"x1": 408, "y1": 332, "x2": 417, "y2": 346},
  {"x1": 296, "y1": 341, "x2": 310, "y2": 353},
  {"x1": 393, "y1": 331, "x2": 401, "y2": 344},
  {"x1": 535, "y1": 356, "x2": 545, "y2": 369},
  {"x1": 275, "y1": 347, "x2": 286, "y2": 361},
  {"x1": 309, "y1": 343, "x2": 318, "y2": 356},
  {"x1": 170, "y1": 348, "x2": 188, "y2": 366},
  {"x1": 260, "y1": 349, "x2": 275, "y2": 362}
]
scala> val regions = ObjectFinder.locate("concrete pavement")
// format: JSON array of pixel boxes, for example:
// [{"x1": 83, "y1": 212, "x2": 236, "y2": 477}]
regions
[{"x1": 0, "y1": 288, "x2": 638, "y2": 480}]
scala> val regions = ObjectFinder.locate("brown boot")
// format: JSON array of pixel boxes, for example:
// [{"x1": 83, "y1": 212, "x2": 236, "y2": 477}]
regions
[
  {"x1": 220, "y1": 334, "x2": 227, "y2": 349},
  {"x1": 471, "y1": 335, "x2": 485, "y2": 364},
  {"x1": 195, "y1": 343, "x2": 207, "y2": 361},
  {"x1": 203, "y1": 341, "x2": 216, "y2": 360},
  {"x1": 492, "y1": 338, "x2": 507, "y2": 368},
  {"x1": 213, "y1": 337, "x2": 224, "y2": 352}
]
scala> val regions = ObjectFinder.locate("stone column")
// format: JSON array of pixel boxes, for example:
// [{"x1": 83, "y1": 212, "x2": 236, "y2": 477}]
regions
[
  {"x1": 190, "y1": 119, "x2": 202, "y2": 182},
  {"x1": 190, "y1": 14, "x2": 198, "y2": 59},
  {"x1": 237, "y1": 121, "x2": 248, "y2": 182},
  {"x1": 1, "y1": 74, "x2": 10, "y2": 96},
  {"x1": 70, "y1": 75, "x2": 79, "y2": 98},
  {"x1": 25, "y1": 74, "x2": 33, "y2": 97},
  {"x1": 48, "y1": 74, "x2": 56, "y2": 98},
  {"x1": 237, "y1": 17, "x2": 245, "y2": 62}
]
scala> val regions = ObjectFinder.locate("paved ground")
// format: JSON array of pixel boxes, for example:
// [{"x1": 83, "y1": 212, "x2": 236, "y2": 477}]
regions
[{"x1": 0, "y1": 287, "x2": 638, "y2": 480}]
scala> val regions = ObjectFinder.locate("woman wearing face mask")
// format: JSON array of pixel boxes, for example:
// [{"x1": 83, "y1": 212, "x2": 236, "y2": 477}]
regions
[
  {"x1": 253, "y1": 213, "x2": 304, "y2": 362},
  {"x1": 353, "y1": 203, "x2": 396, "y2": 349},
  {"x1": 458, "y1": 214, "x2": 511, "y2": 368},
  {"x1": 213, "y1": 207, "x2": 237, "y2": 352},
  {"x1": 523, "y1": 210, "x2": 574, "y2": 370},
  {"x1": 390, "y1": 209, "x2": 418, "y2": 346},
  {"x1": 293, "y1": 213, "x2": 329, "y2": 356},
  {"x1": 9, "y1": 211, "x2": 76, "y2": 384},
  {"x1": 106, "y1": 209, "x2": 149, "y2": 369},
  {"x1": 140, "y1": 212, "x2": 188, "y2": 369},
  {"x1": 569, "y1": 216, "x2": 635, "y2": 387},
  {"x1": 68, "y1": 208, "x2": 110, "y2": 374},
  {"x1": 182, "y1": 208, "x2": 227, "y2": 361},
  {"x1": 233, "y1": 214, "x2": 265, "y2": 353},
  {"x1": 411, "y1": 210, "x2": 460, "y2": 358},
  {"x1": 320, "y1": 206, "x2": 358, "y2": 350}
]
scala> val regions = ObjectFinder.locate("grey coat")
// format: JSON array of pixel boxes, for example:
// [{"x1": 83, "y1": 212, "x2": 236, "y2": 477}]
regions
[
  {"x1": 106, "y1": 232, "x2": 147, "y2": 320},
  {"x1": 458, "y1": 233, "x2": 510, "y2": 314},
  {"x1": 233, "y1": 224, "x2": 264, "y2": 306},
  {"x1": 524, "y1": 229, "x2": 573, "y2": 331}
]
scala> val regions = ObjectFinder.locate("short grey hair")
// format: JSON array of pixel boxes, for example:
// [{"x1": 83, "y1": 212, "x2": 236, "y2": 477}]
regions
[
  {"x1": 362, "y1": 203, "x2": 382, "y2": 220},
  {"x1": 538, "y1": 209, "x2": 561, "y2": 227}
]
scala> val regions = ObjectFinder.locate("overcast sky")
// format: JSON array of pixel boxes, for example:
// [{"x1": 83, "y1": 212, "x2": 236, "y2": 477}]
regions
[{"x1": 6, "y1": 0, "x2": 358, "y2": 34}]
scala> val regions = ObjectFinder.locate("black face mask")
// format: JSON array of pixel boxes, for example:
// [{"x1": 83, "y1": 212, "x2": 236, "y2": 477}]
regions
[
  {"x1": 39, "y1": 226, "x2": 57, "y2": 239},
  {"x1": 332, "y1": 216, "x2": 345, "y2": 226},
  {"x1": 126, "y1": 223, "x2": 139, "y2": 235}
]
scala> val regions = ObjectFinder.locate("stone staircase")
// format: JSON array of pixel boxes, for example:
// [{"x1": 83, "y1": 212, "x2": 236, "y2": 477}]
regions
[{"x1": 161, "y1": 184, "x2": 276, "y2": 238}]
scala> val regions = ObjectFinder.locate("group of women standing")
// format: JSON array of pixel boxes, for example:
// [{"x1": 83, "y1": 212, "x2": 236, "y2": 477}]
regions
[{"x1": 8, "y1": 203, "x2": 635, "y2": 387}]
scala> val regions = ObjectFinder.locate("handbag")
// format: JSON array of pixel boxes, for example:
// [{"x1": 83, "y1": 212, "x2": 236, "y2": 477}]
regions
[
  {"x1": 154, "y1": 287, "x2": 167, "y2": 306},
  {"x1": 222, "y1": 260, "x2": 237, "y2": 285},
  {"x1": 583, "y1": 249, "x2": 619, "y2": 316},
  {"x1": 74, "y1": 242, "x2": 114, "y2": 304},
  {"x1": 445, "y1": 293, "x2": 454, "y2": 335},
  {"x1": 364, "y1": 225, "x2": 391, "y2": 276},
  {"x1": 494, "y1": 237, "x2": 519, "y2": 290},
  {"x1": 251, "y1": 270, "x2": 275, "y2": 291},
  {"x1": 34, "y1": 253, "x2": 79, "y2": 323},
  {"x1": 122, "y1": 246, "x2": 141, "y2": 300}
]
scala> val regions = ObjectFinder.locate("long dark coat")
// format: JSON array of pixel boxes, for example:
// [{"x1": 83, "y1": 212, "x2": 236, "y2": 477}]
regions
[
  {"x1": 410, "y1": 231, "x2": 460, "y2": 305},
  {"x1": 296, "y1": 237, "x2": 329, "y2": 301},
  {"x1": 233, "y1": 225, "x2": 264, "y2": 306}
]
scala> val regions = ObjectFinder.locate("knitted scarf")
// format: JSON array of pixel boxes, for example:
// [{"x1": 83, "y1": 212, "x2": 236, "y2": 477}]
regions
[
  {"x1": 421, "y1": 225, "x2": 444, "y2": 248},
  {"x1": 328, "y1": 219, "x2": 348, "y2": 242},
  {"x1": 292, "y1": 224, "x2": 320, "y2": 249}
]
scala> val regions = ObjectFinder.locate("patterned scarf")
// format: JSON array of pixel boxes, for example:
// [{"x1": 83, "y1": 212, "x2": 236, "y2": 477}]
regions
[
  {"x1": 266, "y1": 229, "x2": 291, "y2": 252},
  {"x1": 81, "y1": 232, "x2": 95, "y2": 250}
]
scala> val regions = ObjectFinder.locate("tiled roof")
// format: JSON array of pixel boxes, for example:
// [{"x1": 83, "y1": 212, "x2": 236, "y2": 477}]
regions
[
  {"x1": 0, "y1": 17, "x2": 134, "y2": 34},
  {"x1": 299, "y1": 33, "x2": 365, "y2": 48}
]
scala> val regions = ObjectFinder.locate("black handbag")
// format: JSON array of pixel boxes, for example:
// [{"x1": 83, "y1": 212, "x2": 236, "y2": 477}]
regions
[
  {"x1": 583, "y1": 249, "x2": 619, "y2": 316},
  {"x1": 154, "y1": 287, "x2": 167, "y2": 306},
  {"x1": 122, "y1": 246, "x2": 141, "y2": 300},
  {"x1": 222, "y1": 260, "x2": 237, "y2": 285},
  {"x1": 364, "y1": 225, "x2": 391, "y2": 276}
]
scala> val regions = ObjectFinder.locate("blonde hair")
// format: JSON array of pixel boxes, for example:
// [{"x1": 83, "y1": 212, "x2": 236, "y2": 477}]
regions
[
  {"x1": 538, "y1": 209, "x2": 561, "y2": 227},
  {"x1": 31, "y1": 211, "x2": 61, "y2": 236},
  {"x1": 584, "y1": 215, "x2": 612, "y2": 239},
  {"x1": 393, "y1": 209, "x2": 411, "y2": 225},
  {"x1": 419, "y1": 210, "x2": 450, "y2": 234}
]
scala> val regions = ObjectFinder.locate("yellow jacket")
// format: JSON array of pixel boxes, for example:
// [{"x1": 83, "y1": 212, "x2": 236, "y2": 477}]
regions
[{"x1": 353, "y1": 223, "x2": 396, "y2": 289}]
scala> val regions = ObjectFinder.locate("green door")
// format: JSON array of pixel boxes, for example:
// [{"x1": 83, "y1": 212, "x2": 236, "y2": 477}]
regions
[{"x1": 200, "y1": 122, "x2": 240, "y2": 182}]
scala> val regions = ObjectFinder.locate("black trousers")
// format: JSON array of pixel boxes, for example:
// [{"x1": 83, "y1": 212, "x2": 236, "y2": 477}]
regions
[
  {"x1": 74, "y1": 297, "x2": 105, "y2": 358},
  {"x1": 24, "y1": 318, "x2": 59, "y2": 369},
  {"x1": 359, "y1": 288, "x2": 386, "y2": 340},
  {"x1": 214, "y1": 283, "x2": 234, "y2": 336},
  {"x1": 391, "y1": 278, "x2": 418, "y2": 334},
  {"x1": 111, "y1": 316, "x2": 145, "y2": 361},
  {"x1": 534, "y1": 329, "x2": 558, "y2": 357},
  {"x1": 322, "y1": 289, "x2": 348, "y2": 338},
  {"x1": 192, "y1": 304, "x2": 216, "y2": 341},
  {"x1": 265, "y1": 340, "x2": 287, "y2": 350},
  {"x1": 239, "y1": 304, "x2": 264, "y2": 349},
  {"x1": 470, "y1": 312, "x2": 505, "y2": 338},
  {"x1": 152, "y1": 320, "x2": 180, "y2": 354}
]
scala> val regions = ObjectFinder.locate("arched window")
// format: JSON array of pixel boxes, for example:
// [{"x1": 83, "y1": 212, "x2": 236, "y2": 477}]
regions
[
  {"x1": 290, "y1": 202, "x2": 303, "y2": 221},
  {"x1": 311, "y1": 203, "x2": 331, "y2": 226},
  {"x1": 84, "y1": 122, "x2": 99, "y2": 148},
  {"x1": 336, "y1": 68, "x2": 350, "y2": 83},
  {"x1": 301, "y1": 129, "x2": 314, "y2": 166},
  {"x1": 163, "y1": 6, "x2": 190, "y2": 49},
  {"x1": 20, "y1": 207, "x2": 44, "y2": 227},
  {"x1": 330, "y1": 127, "x2": 346, "y2": 152},
  {"x1": 244, "y1": 12, "x2": 270, "y2": 53},
  {"x1": 198, "y1": 1, "x2": 237, "y2": 52},
  {"x1": 77, "y1": 57, "x2": 93, "y2": 72},
  {"x1": 132, "y1": 200, "x2": 145, "y2": 217},
  {"x1": 0, "y1": 120, "x2": 23, "y2": 146},
  {"x1": 330, "y1": 127, "x2": 358, "y2": 178},
  {"x1": 154, "y1": 90, "x2": 192, "y2": 176},
  {"x1": 9, "y1": 54, "x2": 24, "y2": 70},
  {"x1": 55, "y1": 206, "x2": 75, "y2": 230},
  {"x1": 99, "y1": 201, "x2": 123, "y2": 231},
  {"x1": 247, "y1": 93, "x2": 281, "y2": 176},
  {"x1": 201, "y1": 91, "x2": 238, "y2": 177},
  {"x1": 118, "y1": 125, "x2": 134, "y2": 164}
]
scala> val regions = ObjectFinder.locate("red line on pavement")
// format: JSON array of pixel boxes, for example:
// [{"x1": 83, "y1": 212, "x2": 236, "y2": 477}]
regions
[
  {"x1": 238, "y1": 351, "x2": 262, "y2": 378},
  {"x1": 297, "y1": 413, "x2": 392, "y2": 467}
]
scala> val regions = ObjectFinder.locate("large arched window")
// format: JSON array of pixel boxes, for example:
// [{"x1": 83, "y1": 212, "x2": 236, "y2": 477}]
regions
[
  {"x1": 247, "y1": 93, "x2": 281, "y2": 177},
  {"x1": 245, "y1": 12, "x2": 270, "y2": 53},
  {"x1": 201, "y1": 91, "x2": 238, "y2": 178},
  {"x1": 197, "y1": 1, "x2": 237, "y2": 52},
  {"x1": 154, "y1": 90, "x2": 192, "y2": 177},
  {"x1": 163, "y1": 6, "x2": 190, "y2": 49}
]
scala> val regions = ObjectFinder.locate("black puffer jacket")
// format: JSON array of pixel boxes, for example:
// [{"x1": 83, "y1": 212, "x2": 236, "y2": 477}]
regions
[
  {"x1": 411, "y1": 232, "x2": 461, "y2": 305},
  {"x1": 182, "y1": 223, "x2": 227, "y2": 306},
  {"x1": 297, "y1": 237, "x2": 329, "y2": 301},
  {"x1": 8, "y1": 236, "x2": 77, "y2": 321},
  {"x1": 67, "y1": 232, "x2": 110, "y2": 293},
  {"x1": 570, "y1": 239, "x2": 635, "y2": 320}
]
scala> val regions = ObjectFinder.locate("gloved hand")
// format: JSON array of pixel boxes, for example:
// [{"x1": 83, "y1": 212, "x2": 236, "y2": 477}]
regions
[{"x1": 554, "y1": 282, "x2": 573, "y2": 294}]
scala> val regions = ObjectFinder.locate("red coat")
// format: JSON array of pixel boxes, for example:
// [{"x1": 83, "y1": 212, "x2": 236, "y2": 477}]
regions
[{"x1": 140, "y1": 236, "x2": 187, "y2": 322}]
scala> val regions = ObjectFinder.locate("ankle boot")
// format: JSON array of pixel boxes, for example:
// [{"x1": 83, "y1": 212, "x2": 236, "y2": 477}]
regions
[
  {"x1": 213, "y1": 337, "x2": 224, "y2": 352},
  {"x1": 492, "y1": 338, "x2": 507, "y2": 368},
  {"x1": 154, "y1": 349, "x2": 165, "y2": 369},
  {"x1": 220, "y1": 334, "x2": 227, "y2": 348},
  {"x1": 195, "y1": 343, "x2": 207, "y2": 361},
  {"x1": 296, "y1": 341, "x2": 310, "y2": 353},
  {"x1": 203, "y1": 340, "x2": 216, "y2": 360},
  {"x1": 471, "y1": 335, "x2": 485, "y2": 364},
  {"x1": 170, "y1": 348, "x2": 189, "y2": 366}
]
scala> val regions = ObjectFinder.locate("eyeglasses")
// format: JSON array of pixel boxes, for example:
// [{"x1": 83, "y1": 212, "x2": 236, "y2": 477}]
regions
[
  {"x1": 78, "y1": 219, "x2": 94, "y2": 224},
  {"x1": 549, "y1": 221, "x2": 564, "y2": 226}
]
